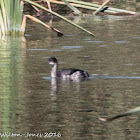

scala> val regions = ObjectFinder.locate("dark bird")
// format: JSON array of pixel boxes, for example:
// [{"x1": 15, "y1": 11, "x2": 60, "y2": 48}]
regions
[{"x1": 48, "y1": 57, "x2": 89, "y2": 81}]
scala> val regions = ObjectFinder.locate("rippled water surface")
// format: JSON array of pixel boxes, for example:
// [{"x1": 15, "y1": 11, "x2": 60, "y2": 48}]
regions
[{"x1": 0, "y1": 15, "x2": 140, "y2": 140}]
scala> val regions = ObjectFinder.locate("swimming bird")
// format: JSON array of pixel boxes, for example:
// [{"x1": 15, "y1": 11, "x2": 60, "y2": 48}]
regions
[{"x1": 48, "y1": 57, "x2": 89, "y2": 81}]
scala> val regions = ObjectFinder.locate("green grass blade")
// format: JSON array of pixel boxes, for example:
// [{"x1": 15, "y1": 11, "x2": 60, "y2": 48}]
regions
[
  {"x1": 47, "y1": 0, "x2": 99, "y2": 12},
  {"x1": 62, "y1": 0, "x2": 82, "y2": 15},
  {"x1": 0, "y1": 9, "x2": 5, "y2": 36},
  {"x1": 13, "y1": 0, "x2": 23, "y2": 33},
  {"x1": 0, "y1": 0, "x2": 8, "y2": 32},
  {"x1": 66, "y1": 0, "x2": 99, "y2": 7},
  {"x1": 0, "y1": 0, "x2": 23, "y2": 36},
  {"x1": 26, "y1": 15, "x2": 63, "y2": 36},
  {"x1": 94, "y1": 0, "x2": 111, "y2": 15},
  {"x1": 24, "y1": 0, "x2": 95, "y2": 36},
  {"x1": 3, "y1": 0, "x2": 10, "y2": 31},
  {"x1": 10, "y1": 0, "x2": 14, "y2": 32},
  {"x1": 48, "y1": 0, "x2": 138, "y2": 14},
  {"x1": 99, "y1": 106, "x2": 140, "y2": 122},
  {"x1": 46, "y1": 0, "x2": 100, "y2": 8}
]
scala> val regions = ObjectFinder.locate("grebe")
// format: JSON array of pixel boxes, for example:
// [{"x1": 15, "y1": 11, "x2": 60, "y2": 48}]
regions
[{"x1": 48, "y1": 57, "x2": 89, "y2": 80}]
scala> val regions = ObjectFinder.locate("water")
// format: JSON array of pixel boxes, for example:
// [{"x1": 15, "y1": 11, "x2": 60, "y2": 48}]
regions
[{"x1": 0, "y1": 15, "x2": 140, "y2": 140}]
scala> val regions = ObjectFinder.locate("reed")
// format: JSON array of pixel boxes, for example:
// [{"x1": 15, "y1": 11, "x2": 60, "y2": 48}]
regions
[
  {"x1": 99, "y1": 106, "x2": 140, "y2": 122},
  {"x1": 24, "y1": 0, "x2": 95, "y2": 36},
  {"x1": 62, "y1": 0, "x2": 82, "y2": 15},
  {"x1": 0, "y1": 0, "x2": 23, "y2": 36},
  {"x1": 94, "y1": 0, "x2": 111, "y2": 15},
  {"x1": 0, "y1": 0, "x2": 95, "y2": 37},
  {"x1": 1, "y1": 0, "x2": 137, "y2": 37},
  {"x1": 25, "y1": 15, "x2": 63, "y2": 36},
  {"x1": 47, "y1": 0, "x2": 138, "y2": 15}
]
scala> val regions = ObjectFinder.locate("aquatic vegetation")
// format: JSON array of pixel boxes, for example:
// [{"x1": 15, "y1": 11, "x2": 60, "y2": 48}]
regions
[
  {"x1": 47, "y1": 0, "x2": 139, "y2": 15},
  {"x1": 93, "y1": 0, "x2": 111, "y2": 15},
  {"x1": 0, "y1": 0, "x2": 23, "y2": 36},
  {"x1": 24, "y1": 0, "x2": 95, "y2": 36},
  {"x1": 0, "y1": 0, "x2": 63, "y2": 36},
  {"x1": 99, "y1": 106, "x2": 140, "y2": 122},
  {"x1": 62, "y1": 0, "x2": 82, "y2": 15},
  {"x1": 0, "y1": 0, "x2": 139, "y2": 37},
  {"x1": 0, "y1": 0, "x2": 95, "y2": 37}
]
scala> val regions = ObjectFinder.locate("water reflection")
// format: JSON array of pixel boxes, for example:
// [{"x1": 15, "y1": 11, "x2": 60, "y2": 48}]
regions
[
  {"x1": 115, "y1": 41, "x2": 130, "y2": 44},
  {"x1": 0, "y1": 15, "x2": 140, "y2": 140},
  {"x1": 61, "y1": 46, "x2": 82, "y2": 49},
  {"x1": 87, "y1": 40, "x2": 104, "y2": 43},
  {"x1": 31, "y1": 16, "x2": 140, "y2": 139},
  {"x1": 50, "y1": 78, "x2": 57, "y2": 96},
  {"x1": 90, "y1": 75, "x2": 140, "y2": 79},
  {"x1": 0, "y1": 37, "x2": 25, "y2": 139},
  {"x1": 49, "y1": 77, "x2": 84, "y2": 96}
]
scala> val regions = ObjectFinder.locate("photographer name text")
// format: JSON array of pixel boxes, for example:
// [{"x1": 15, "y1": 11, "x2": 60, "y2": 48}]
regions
[{"x1": 0, "y1": 132, "x2": 61, "y2": 138}]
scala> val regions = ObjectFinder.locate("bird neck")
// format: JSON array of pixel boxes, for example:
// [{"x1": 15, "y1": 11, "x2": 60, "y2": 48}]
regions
[{"x1": 51, "y1": 63, "x2": 58, "y2": 77}]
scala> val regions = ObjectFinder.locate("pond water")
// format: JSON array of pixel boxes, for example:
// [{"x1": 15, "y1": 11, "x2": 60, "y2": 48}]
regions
[{"x1": 0, "y1": 15, "x2": 140, "y2": 140}]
